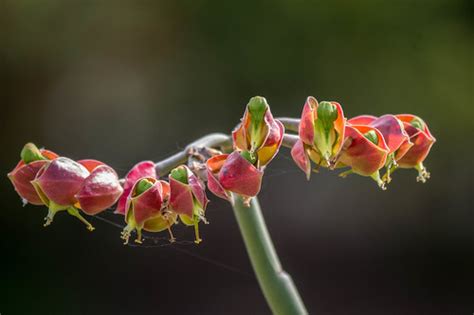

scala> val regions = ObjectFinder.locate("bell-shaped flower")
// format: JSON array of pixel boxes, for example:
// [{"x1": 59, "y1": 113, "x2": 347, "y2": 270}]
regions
[
  {"x1": 336, "y1": 125, "x2": 390, "y2": 189},
  {"x1": 8, "y1": 143, "x2": 58, "y2": 205},
  {"x1": 169, "y1": 165, "x2": 209, "y2": 244},
  {"x1": 349, "y1": 114, "x2": 413, "y2": 182},
  {"x1": 206, "y1": 151, "x2": 263, "y2": 206},
  {"x1": 291, "y1": 96, "x2": 346, "y2": 179},
  {"x1": 74, "y1": 161, "x2": 124, "y2": 215},
  {"x1": 121, "y1": 177, "x2": 176, "y2": 244},
  {"x1": 31, "y1": 157, "x2": 122, "y2": 230},
  {"x1": 395, "y1": 114, "x2": 436, "y2": 182},
  {"x1": 116, "y1": 161, "x2": 157, "y2": 215},
  {"x1": 232, "y1": 96, "x2": 284, "y2": 168}
]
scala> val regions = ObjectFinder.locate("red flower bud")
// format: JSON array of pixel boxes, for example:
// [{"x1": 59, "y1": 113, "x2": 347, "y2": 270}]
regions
[
  {"x1": 121, "y1": 177, "x2": 174, "y2": 244},
  {"x1": 395, "y1": 114, "x2": 436, "y2": 182},
  {"x1": 75, "y1": 165, "x2": 123, "y2": 215},
  {"x1": 349, "y1": 114, "x2": 413, "y2": 183},
  {"x1": 115, "y1": 161, "x2": 156, "y2": 215},
  {"x1": 337, "y1": 125, "x2": 389, "y2": 189},
  {"x1": 169, "y1": 165, "x2": 209, "y2": 243},
  {"x1": 291, "y1": 97, "x2": 346, "y2": 178},
  {"x1": 33, "y1": 157, "x2": 90, "y2": 207},
  {"x1": 232, "y1": 96, "x2": 284, "y2": 168},
  {"x1": 206, "y1": 152, "x2": 263, "y2": 206},
  {"x1": 28, "y1": 156, "x2": 122, "y2": 230},
  {"x1": 8, "y1": 145, "x2": 58, "y2": 205}
]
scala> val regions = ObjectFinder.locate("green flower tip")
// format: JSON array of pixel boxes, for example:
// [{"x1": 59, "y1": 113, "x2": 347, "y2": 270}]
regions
[
  {"x1": 170, "y1": 167, "x2": 188, "y2": 184},
  {"x1": 248, "y1": 96, "x2": 268, "y2": 117},
  {"x1": 135, "y1": 178, "x2": 155, "y2": 195},
  {"x1": 317, "y1": 102, "x2": 338, "y2": 129},
  {"x1": 240, "y1": 151, "x2": 257, "y2": 165},
  {"x1": 411, "y1": 117, "x2": 425, "y2": 130},
  {"x1": 21, "y1": 143, "x2": 46, "y2": 164},
  {"x1": 364, "y1": 130, "x2": 379, "y2": 145}
]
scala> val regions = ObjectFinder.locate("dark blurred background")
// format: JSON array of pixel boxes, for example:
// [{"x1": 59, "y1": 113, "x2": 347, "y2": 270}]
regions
[{"x1": 1, "y1": 1, "x2": 472, "y2": 314}]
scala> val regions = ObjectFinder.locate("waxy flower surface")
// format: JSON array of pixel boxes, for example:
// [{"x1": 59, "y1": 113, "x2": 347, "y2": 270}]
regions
[
  {"x1": 349, "y1": 114, "x2": 413, "y2": 182},
  {"x1": 8, "y1": 143, "x2": 58, "y2": 205},
  {"x1": 337, "y1": 125, "x2": 389, "y2": 189},
  {"x1": 206, "y1": 151, "x2": 263, "y2": 205},
  {"x1": 232, "y1": 96, "x2": 284, "y2": 168},
  {"x1": 119, "y1": 161, "x2": 176, "y2": 244},
  {"x1": 121, "y1": 176, "x2": 175, "y2": 244},
  {"x1": 291, "y1": 96, "x2": 345, "y2": 179},
  {"x1": 31, "y1": 156, "x2": 123, "y2": 230},
  {"x1": 395, "y1": 114, "x2": 436, "y2": 182},
  {"x1": 169, "y1": 165, "x2": 208, "y2": 243}
]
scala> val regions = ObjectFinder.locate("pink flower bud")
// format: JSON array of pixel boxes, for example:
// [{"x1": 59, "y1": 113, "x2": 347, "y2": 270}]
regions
[
  {"x1": 206, "y1": 152, "x2": 263, "y2": 205},
  {"x1": 115, "y1": 161, "x2": 156, "y2": 215},
  {"x1": 337, "y1": 125, "x2": 389, "y2": 189},
  {"x1": 395, "y1": 114, "x2": 436, "y2": 182},
  {"x1": 169, "y1": 165, "x2": 209, "y2": 244},
  {"x1": 291, "y1": 97, "x2": 346, "y2": 178},
  {"x1": 170, "y1": 165, "x2": 208, "y2": 217},
  {"x1": 75, "y1": 165, "x2": 123, "y2": 215},
  {"x1": 232, "y1": 96, "x2": 284, "y2": 168},
  {"x1": 32, "y1": 157, "x2": 90, "y2": 206},
  {"x1": 28, "y1": 157, "x2": 122, "y2": 230},
  {"x1": 121, "y1": 177, "x2": 173, "y2": 244},
  {"x1": 8, "y1": 148, "x2": 58, "y2": 205},
  {"x1": 349, "y1": 114, "x2": 414, "y2": 183}
]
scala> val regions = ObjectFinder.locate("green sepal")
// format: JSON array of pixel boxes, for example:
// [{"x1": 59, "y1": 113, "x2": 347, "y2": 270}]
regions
[
  {"x1": 363, "y1": 130, "x2": 379, "y2": 145},
  {"x1": 135, "y1": 178, "x2": 154, "y2": 195},
  {"x1": 240, "y1": 151, "x2": 257, "y2": 165},
  {"x1": 247, "y1": 96, "x2": 268, "y2": 151},
  {"x1": 21, "y1": 143, "x2": 46, "y2": 164},
  {"x1": 170, "y1": 167, "x2": 188, "y2": 184},
  {"x1": 317, "y1": 102, "x2": 338, "y2": 131},
  {"x1": 411, "y1": 117, "x2": 425, "y2": 130}
]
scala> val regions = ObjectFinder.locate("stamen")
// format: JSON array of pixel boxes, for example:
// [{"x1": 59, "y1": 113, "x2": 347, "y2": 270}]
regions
[{"x1": 67, "y1": 207, "x2": 95, "y2": 231}]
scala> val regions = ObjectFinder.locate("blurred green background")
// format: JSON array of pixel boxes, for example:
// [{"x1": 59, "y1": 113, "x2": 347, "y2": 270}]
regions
[{"x1": 1, "y1": 1, "x2": 472, "y2": 314}]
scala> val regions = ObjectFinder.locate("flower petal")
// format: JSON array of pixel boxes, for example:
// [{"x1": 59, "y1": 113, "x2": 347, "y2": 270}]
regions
[
  {"x1": 218, "y1": 151, "x2": 263, "y2": 197},
  {"x1": 298, "y1": 96, "x2": 317, "y2": 145},
  {"x1": 76, "y1": 165, "x2": 123, "y2": 215},
  {"x1": 339, "y1": 125, "x2": 389, "y2": 176},
  {"x1": 116, "y1": 161, "x2": 156, "y2": 214},
  {"x1": 33, "y1": 157, "x2": 89, "y2": 206},
  {"x1": 291, "y1": 139, "x2": 311, "y2": 180}
]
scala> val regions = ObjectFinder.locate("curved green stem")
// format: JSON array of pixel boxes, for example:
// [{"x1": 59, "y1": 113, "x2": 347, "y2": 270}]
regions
[{"x1": 232, "y1": 194, "x2": 308, "y2": 315}]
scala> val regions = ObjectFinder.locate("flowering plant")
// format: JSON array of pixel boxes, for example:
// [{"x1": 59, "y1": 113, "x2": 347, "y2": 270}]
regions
[{"x1": 8, "y1": 96, "x2": 435, "y2": 315}]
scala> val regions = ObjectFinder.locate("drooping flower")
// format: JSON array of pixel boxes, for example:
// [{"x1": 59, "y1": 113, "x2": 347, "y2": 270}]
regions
[
  {"x1": 206, "y1": 151, "x2": 263, "y2": 205},
  {"x1": 121, "y1": 177, "x2": 175, "y2": 244},
  {"x1": 116, "y1": 161, "x2": 156, "y2": 215},
  {"x1": 291, "y1": 96, "x2": 346, "y2": 179},
  {"x1": 31, "y1": 157, "x2": 123, "y2": 230},
  {"x1": 169, "y1": 165, "x2": 209, "y2": 244},
  {"x1": 31, "y1": 157, "x2": 123, "y2": 231},
  {"x1": 8, "y1": 143, "x2": 58, "y2": 205},
  {"x1": 232, "y1": 96, "x2": 284, "y2": 168},
  {"x1": 395, "y1": 114, "x2": 436, "y2": 182},
  {"x1": 349, "y1": 114, "x2": 413, "y2": 182},
  {"x1": 75, "y1": 162, "x2": 124, "y2": 215},
  {"x1": 336, "y1": 125, "x2": 390, "y2": 189}
]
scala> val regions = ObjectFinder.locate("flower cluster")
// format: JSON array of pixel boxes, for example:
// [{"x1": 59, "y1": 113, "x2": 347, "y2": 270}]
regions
[
  {"x1": 291, "y1": 97, "x2": 436, "y2": 188},
  {"x1": 8, "y1": 96, "x2": 435, "y2": 245},
  {"x1": 8, "y1": 143, "x2": 123, "y2": 230}
]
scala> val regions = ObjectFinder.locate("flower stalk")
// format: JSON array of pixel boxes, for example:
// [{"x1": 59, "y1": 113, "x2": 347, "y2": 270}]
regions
[{"x1": 232, "y1": 194, "x2": 308, "y2": 315}]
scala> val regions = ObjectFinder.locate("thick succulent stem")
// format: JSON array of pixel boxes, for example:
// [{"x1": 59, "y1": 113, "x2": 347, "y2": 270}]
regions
[{"x1": 231, "y1": 194, "x2": 308, "y2": 315}]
